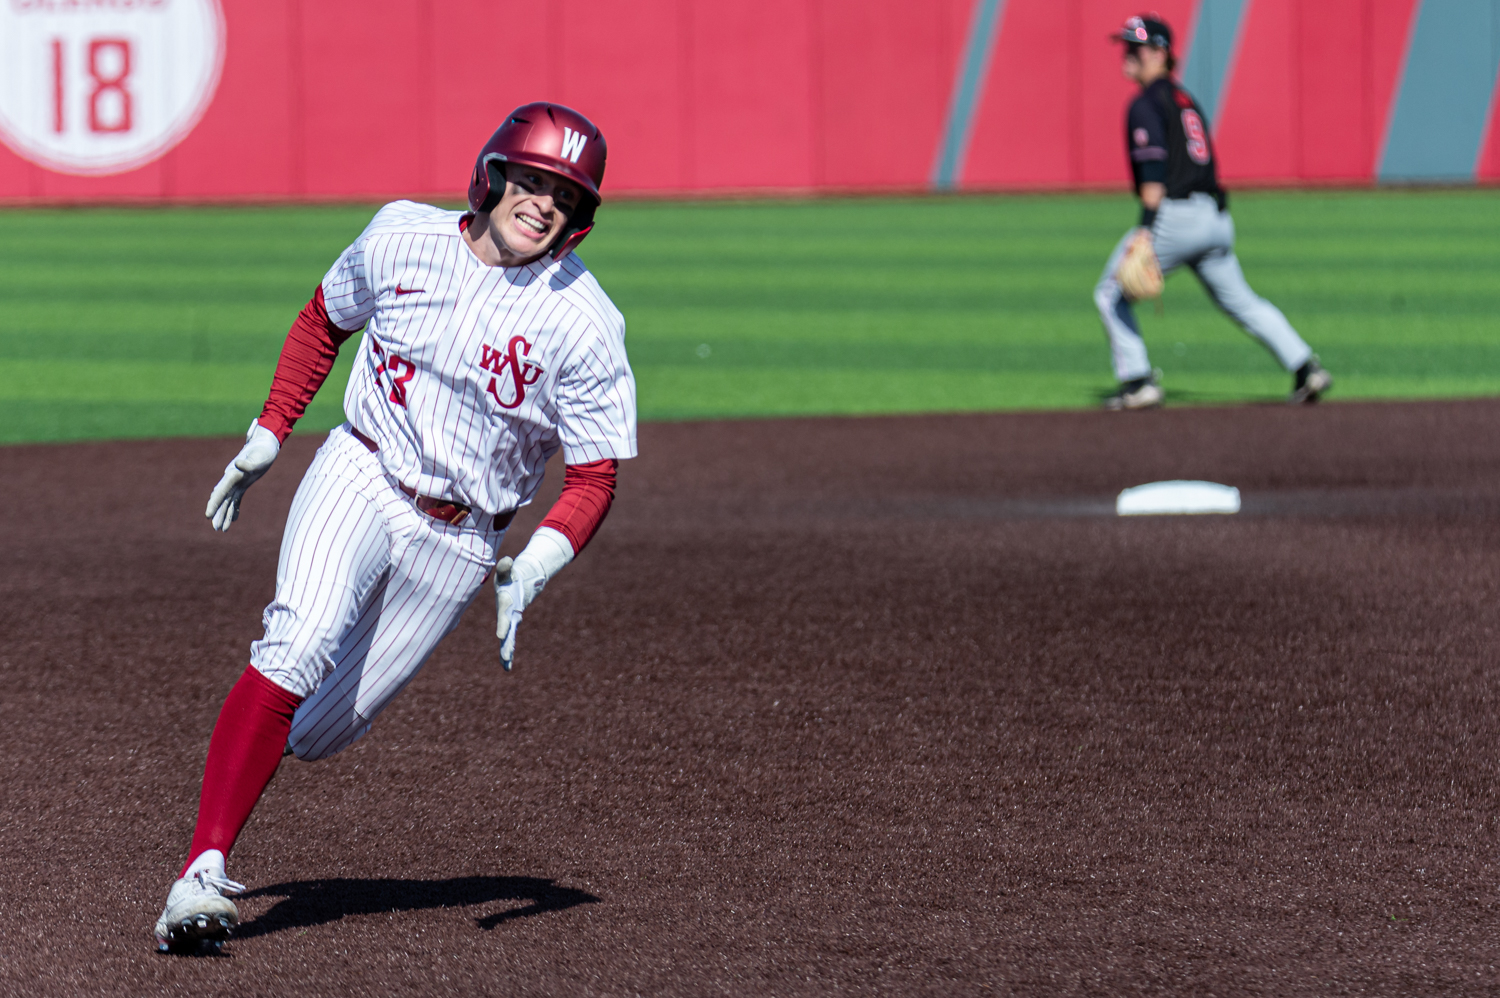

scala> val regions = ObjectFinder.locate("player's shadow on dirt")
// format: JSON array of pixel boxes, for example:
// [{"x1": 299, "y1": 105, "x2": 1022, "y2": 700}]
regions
[{"x1": 233, "y1": 876, "x2": 600, "y2": 938}]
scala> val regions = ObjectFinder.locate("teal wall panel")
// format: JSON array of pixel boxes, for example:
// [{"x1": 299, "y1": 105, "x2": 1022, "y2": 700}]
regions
[
  {"x1": 1381, "y1": 0, "x2": 1500, "y2": 181},
  {"x1": 1179, "y1": 0, "x2": 1250, "y2": 126},
  {"x1": 931, "y1": 0, "x2": 1008, "y2": 190}
]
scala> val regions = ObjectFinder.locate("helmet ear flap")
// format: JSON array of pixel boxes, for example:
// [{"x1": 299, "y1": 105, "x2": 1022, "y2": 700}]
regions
[
  {"x1": 549, "y1": 200, "x2": 597, "y2": 260},
  {"x1": 479, "y1": 158, "x2": 508, "y2": 214}
]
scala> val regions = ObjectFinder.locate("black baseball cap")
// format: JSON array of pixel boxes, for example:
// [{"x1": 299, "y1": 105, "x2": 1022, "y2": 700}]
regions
[{"x1": 1115, "y1": 14, "x2": 1172, "y2": 50}]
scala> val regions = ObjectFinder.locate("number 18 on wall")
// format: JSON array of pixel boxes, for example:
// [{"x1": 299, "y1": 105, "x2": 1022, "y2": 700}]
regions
[
  {"x1": 52, "y1": 36, "x2": 134, "y2": 135},
  {"x1": 0, "y1": 1, "x2": 225, "y2": 176}
]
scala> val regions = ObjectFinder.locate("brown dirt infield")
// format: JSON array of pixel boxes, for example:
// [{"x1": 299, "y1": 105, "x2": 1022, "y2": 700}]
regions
[{"x1": 3, "y1": 399, "x2": 1500, "y2": 996}]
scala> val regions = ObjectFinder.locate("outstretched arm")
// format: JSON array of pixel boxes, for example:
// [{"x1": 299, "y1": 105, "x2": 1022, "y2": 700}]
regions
[
  {"x1": 257, "y1": 286, "x2": 360, "y2": 443},
  {"x1": 204, "y1": 287, "x2": 359, "y2": 532},
  {"x1": 494, "y1": 459, "x2": 618, "y2": 670}
]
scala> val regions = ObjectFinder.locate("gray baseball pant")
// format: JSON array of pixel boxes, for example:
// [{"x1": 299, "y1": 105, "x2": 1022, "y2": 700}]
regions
[{"x1": 1094, "y1": 191, "x2": 1312, "y2": 383}]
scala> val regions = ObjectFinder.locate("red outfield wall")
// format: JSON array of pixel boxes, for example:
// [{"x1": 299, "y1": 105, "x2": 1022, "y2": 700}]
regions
[
  {"x1": 1210, "y1": 0, "x2": 1420, "y2": 184},
  {"x1": 0, "y1": 0, "x2": 976, "y2": 200},
  {"x1": 0, "y1": 0, "x2": 1494, "y2": 201},
  {"x1": 961, "y1": 0, "x2": 1427, "y2": 186}
]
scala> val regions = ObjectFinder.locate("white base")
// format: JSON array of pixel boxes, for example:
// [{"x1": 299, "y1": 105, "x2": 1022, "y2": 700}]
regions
[{"x1": 1116, "y1": 480, "x2": 1241, "y2": 516}]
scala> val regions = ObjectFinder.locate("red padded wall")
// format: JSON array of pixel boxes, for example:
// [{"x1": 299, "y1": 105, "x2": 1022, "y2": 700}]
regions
[
  {"x1": 550, "y1": 0, "x2": 687, "y2": 192},
  {"x1": 0, "y1": 0, "x2": 1486, "y2": 200},
  {"x1": 0, "y1": 0, "x2": 975, "y2": 200},
  {"x1": 819, "y1": 0, "x2": 972, "y2": 188},
  {"x1": 686, "y1": 1, "x2": 817, "y2": 189},
  {"x1": 1213, "y1": 0, "x2": 1420, "y2": 183},
  {"x1": 962, "y1": 0, "x2": 1198, "y2": 188},
  {"x1": 172, "y1": 0, "x2": 297, "y2": 198},
  {"x1": 302, "y1": 0, "x2": 430, "y2": 195}
]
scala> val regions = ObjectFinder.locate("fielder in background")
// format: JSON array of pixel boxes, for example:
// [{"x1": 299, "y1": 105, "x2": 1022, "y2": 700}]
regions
[
  {"x1": 1097, "y1": 14, "x2": 1332, "y2": 411},
  {"x1": 152, "y1": 103, "x2": 635, "y2": 953}
]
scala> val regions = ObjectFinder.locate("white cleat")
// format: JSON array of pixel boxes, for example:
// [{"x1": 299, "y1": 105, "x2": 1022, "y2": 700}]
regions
[
  {"x1": 153, "y1": 869, "x2": 245, "y2": 954},
  {"x1": 1290, "y1": 356, "x2": 1332, "y2": 404},
  {"x1": 1104, "y1": 377, "x2": 1164, "y2": 411}
]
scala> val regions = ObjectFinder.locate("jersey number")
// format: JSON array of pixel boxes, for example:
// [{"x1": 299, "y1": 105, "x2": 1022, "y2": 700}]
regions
[
  {"x1": 374, "y1": 346, "x2": 416, "y2": 407},
  {"x1": 1181, "y1": 109, "x2": 1211, "y2": 165}
]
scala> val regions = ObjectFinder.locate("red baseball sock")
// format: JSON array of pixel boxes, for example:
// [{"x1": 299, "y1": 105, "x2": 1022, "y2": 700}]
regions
[{"x1": 180, "y1": 665, "x2": 304, "y2": 877}]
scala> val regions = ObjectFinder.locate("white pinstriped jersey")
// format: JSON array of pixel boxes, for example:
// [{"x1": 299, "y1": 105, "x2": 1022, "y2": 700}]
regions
[{"x1": 321, "y1": 200, "x2": 636, "y2": 517}]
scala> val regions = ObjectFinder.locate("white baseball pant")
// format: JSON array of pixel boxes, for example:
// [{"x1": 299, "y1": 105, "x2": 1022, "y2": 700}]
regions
[
  {"x1": 1094, "y1": 191, "x2": 1313, "y2": 382},
  {"x1": 249, "y1": 424, "x2": 507, "y2": 761}
]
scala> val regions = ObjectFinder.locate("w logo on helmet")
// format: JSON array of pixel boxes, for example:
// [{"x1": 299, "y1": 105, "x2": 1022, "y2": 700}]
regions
[{"x1": 561, "y1": 127, "x2": 588, "y2": 164}]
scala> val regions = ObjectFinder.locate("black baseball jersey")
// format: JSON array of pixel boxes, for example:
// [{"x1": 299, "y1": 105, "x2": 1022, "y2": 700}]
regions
[{"x1": 1126, "y1": 78, "x2": 1226, "y2": 206}]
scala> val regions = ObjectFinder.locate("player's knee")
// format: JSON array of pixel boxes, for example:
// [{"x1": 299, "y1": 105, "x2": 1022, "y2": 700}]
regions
[
  {"x1": 1216, "y1": 288, "x2": 1265, "y2": 321},
  {"x1": 286, "y1": 730, "x2": 328, "y2": 762},
  {"x1": 288, "y1": 716, "x2": 371, "y2": 762},
  {"x1": 1110, "y1": 294, "x2": 1143, "y2": 337},
  {"x1": 252, "y1": 609, "x2": 350, "y2": 697},
  {"x1": 247, "y1": 655, "x2": 325, "y2": 700}
]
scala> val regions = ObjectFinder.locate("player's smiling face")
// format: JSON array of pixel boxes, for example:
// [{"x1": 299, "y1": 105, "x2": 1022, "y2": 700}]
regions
[{"x1": 486, "y1": 163, "x2": 582, "y2": 265}]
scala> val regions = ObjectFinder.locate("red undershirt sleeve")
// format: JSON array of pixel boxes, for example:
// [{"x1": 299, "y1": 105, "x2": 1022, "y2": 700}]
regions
[
  {"x1": 538, "y1": 459, "x2": 618, "y2": 554},
  {"x1": 257, "y1": 286, "x2": 358, "y2": 444}
]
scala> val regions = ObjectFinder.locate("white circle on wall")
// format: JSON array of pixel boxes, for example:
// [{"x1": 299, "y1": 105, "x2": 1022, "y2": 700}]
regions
[{"x1": 0, "y1": 0, "x2": 226, "y2": 177}]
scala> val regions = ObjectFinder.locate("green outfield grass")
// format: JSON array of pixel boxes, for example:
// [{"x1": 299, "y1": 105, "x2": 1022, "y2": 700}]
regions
[{"x1": 2, "y1": 189, "x2": 1497, "y2": 443}]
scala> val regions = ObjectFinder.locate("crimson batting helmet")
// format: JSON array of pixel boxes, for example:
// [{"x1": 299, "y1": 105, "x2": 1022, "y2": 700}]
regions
[{"x1": 468, "y1": 102, "x2": 608, "y2": 260}]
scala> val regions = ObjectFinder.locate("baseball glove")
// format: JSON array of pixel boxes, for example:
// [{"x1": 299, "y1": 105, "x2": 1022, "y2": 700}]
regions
[{"x1": 1115, "y1": 229, "x2": 1164, "y2": 301}]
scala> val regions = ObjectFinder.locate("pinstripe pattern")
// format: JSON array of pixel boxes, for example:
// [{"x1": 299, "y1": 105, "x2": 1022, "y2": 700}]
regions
[
  {"x1": 252, "y1": 427, "x2": 504, "y2": 761},
  {"x1": 247, "y1": 202, "x2": 637, "y2": 760},
  {"x1": 323, "y1": 201, "x2": 637, "y2": 519}
]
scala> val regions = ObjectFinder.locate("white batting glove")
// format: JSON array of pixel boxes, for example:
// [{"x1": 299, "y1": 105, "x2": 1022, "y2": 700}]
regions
[
  {"x1": 205, "y1": 419, "x2": 281, "y2": 532},
  {"x1": 494, "y1": 527, "x2": 574, "y2": 671}
]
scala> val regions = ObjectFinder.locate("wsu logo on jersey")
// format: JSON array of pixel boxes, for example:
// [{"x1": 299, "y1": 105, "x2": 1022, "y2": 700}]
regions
[{"x1": 481, "y1": 335, "x2": 543, "y2": 409}]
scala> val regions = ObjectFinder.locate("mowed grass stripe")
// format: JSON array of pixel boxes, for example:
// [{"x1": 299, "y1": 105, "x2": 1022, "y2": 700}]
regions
[{"x1": 1, "y1": 190, "x2": 1497, "y2": 443}]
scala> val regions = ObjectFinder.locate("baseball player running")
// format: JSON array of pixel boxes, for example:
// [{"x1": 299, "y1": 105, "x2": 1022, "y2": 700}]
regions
[
  {"x1": 152, "y1": 103, "x2": 634, "y2": 953},
  {"x1": 1097, "y1": 14, "x2": 1332, "y2": 410}
]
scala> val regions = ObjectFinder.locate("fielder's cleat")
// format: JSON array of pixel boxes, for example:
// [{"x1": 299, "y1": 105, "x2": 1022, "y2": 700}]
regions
[
  {"x1": 1104, "y1": 376, "x2": 1164, "y2": 411},
  {"x1": 1291, "y1": 356, "x2": 1332, "y2": 404},
  {"x1": 153, "y1": 869, "x2": 245, "y2": 954}
]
